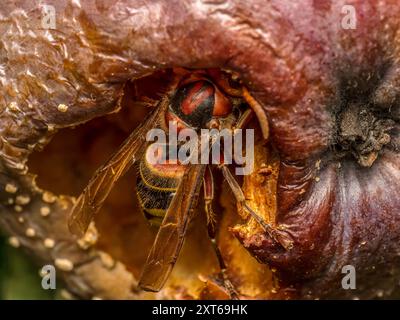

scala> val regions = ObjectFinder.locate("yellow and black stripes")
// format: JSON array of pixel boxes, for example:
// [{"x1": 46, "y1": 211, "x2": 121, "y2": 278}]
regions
[{"x1": 136, "y1": 145, "x2": 185, "y2": 226}]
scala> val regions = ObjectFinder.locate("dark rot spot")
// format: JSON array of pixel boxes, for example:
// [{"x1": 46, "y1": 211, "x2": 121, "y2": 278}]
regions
[{"x1": 335, "y1": 103, "x2": 397, "y2": 167}]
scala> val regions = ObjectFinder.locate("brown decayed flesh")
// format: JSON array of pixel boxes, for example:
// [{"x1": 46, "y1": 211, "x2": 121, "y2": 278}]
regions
[{"x1": 0, "y1": 0, "x2": 400, "y2": 299}]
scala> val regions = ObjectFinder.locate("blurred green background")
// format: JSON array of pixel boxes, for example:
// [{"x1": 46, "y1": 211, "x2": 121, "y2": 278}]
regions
[{"x1": 0, "y1": 233, "x2": 57, "y2": 300}]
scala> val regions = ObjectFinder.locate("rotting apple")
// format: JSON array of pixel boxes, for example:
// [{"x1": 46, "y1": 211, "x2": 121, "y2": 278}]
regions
[{"x1": 0, "y1": 0, "x2": 399, "y2": 299}]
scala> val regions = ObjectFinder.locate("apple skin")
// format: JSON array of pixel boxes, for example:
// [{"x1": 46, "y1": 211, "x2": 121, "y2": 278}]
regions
[{"x1": 0, "y1": 0, "x2": 399, "y2": 298}]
